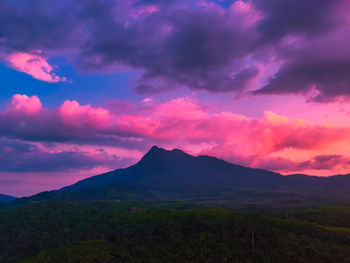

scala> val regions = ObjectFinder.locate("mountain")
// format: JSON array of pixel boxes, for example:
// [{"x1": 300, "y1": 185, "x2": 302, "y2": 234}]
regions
[
  {"x1": 11, "y1": 146, "x2": 350, "y2": 207},
  {"x1": 0, "y1": 194, "x2": 16, "y2": 203},
  {"x1": 59, "y1": 146, "x2": 284, "y2": 192}
]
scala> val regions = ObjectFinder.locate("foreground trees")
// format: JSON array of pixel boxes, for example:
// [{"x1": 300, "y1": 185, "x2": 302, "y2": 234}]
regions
[{"x1": 1, "y1": 202, "x2": 350, "y2": 263}]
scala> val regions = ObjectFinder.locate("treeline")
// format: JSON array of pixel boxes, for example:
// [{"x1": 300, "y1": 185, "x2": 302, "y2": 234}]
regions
[{"x1": 1, "y1": 202, "x2": 350, "y2": 263}]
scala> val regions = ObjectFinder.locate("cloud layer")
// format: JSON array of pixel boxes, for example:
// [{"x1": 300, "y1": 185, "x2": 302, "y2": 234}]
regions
[
  {"x1": 1, "y1": 94, "x2": 350, "y2": 175},
  {"x1": 1, "y1": 0, "x2": 350, "y2": 100},
  {"x1": 0, "y1": 139, "x2": 122, "y2": 172}
]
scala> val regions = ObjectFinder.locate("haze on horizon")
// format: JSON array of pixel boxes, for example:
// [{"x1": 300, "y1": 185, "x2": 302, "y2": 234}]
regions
[{"x1": 1, "y1": 0, "x2": 350, "y2": 196}]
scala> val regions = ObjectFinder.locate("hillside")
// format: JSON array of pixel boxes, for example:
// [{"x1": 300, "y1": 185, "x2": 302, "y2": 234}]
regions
[{"x1": 0, "y1": 194, "x2": 16, "y2": 203}]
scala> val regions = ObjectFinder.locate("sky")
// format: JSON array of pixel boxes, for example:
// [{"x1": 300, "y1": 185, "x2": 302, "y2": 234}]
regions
[{"x1": 1, "y1": 0, "x2": 350, "y2": 196}]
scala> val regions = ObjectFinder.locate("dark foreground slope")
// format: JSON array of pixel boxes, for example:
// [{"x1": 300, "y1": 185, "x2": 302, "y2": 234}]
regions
[
  {"x1": 1, "y1": 202, "x2": 350, "y2": 263},
  {"x1": 11, "y1": 146, "x2": 350, "y2": 206}
]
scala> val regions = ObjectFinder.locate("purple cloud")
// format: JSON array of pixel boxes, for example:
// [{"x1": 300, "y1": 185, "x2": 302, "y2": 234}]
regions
[
  {"x1": 0, "y1": 138, "x2": 128, "y2": 172},
  {"x1": 256, "y1": 154, "x2": 350, "y2": 173},
  {"x1": 253, "y1": 0, "x2": 337, "y2": 42},
  {"x1": 1, "y1": 0, "x2": 350, "y2": 101},
  {"x1": 253, "y1": 0, "x2": 350, "y2": 101}
]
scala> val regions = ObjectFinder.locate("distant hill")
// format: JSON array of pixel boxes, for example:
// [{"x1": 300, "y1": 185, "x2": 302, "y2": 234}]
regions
[
  {"x1": 0, "y1": 194, "x2": 16, "y2": 203},
  {"x1": 11, "y1": 146, "x2": 350, "y2": 207}
]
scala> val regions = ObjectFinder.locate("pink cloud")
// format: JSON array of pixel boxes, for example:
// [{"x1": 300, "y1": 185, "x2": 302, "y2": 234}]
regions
[
  {"x1": 254, "y1": 154, "x2": 350, "y2": 174},
  {"x1": 6, "y1": 51, "x2": 67, "y2": 83},
  {"x1": 152, "y1": 97, "x2": 207, "y2": 120},
  {"x1": 59, "y1": 100, "x2": 110, "y2": 128},
  {"x1": 9, "y1": 94, "x2": 42, "y2": 114},
  {"x1": 1, "y1": 94, "x2": 350, "y2": 175},
  {"x1": 128, "y1": 5, "x2": 159, "y2": 19},
  {"x1": 230, "y1": 0, "x2": 263, "y2": 28}
]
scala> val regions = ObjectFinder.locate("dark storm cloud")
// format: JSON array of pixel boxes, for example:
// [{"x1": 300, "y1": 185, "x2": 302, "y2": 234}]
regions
[
  {"x1": 255, "y1": 57, "x2": 350, "y2": 102},
  {"x1": 253, "y1": 0, "x2": 350, "y2": 101},
  {"x1": 0, "y1": 0, "x2": 260, "y2": 93},
  {"x1": 0, "y1": 0, "x2": 82, "y2": 53},
  {"x1": 253, "y1": 0, "x2": 337, "y2": 42},
  {"x1": 1, "y1": 0, "x2": 350, "y2": 100},
  {"x1": 77, "y1": 3, "x2": 260, "y2": 93}
]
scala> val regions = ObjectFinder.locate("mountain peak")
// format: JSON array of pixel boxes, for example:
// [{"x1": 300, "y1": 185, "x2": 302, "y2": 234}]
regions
[
  {"x1": 146, "y1": 145, "x2": 187, "y2": 156},
  {"x1": 149, "y1": 145, "x2": 160, "y2": 152},
  {"x1": 144, "y1": 145, "x2": 164, "y2": 156},
  {"x1": 137, "y1": 146, "x2": 192, "y2": 166}
]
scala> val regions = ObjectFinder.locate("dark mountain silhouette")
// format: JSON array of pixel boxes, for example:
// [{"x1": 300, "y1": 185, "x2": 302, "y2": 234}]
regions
[
  {"x1": 11, "y1": 146, "x2": 350, "y2": 207},
  {"x1": 0, "y1": 194, "x2": 16, "y2": 203},
  {"x1": 59, "y1": 146, "x2": 284, "y2": 192}
]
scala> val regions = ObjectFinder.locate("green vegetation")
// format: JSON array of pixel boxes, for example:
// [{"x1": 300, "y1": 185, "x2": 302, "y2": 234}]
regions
[
  {"x1": 12, "y1": 184, "x2": 335, "y2": 210},
  {"x1": 1, "y1": 202, "x2": 350, "y2": 263},
  {"x1": 287, "y1": 205, "x2": 350, "y2": 228}
]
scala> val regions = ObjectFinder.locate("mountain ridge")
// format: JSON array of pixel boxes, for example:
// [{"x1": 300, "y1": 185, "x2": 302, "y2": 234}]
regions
[
  {"x1": 59, "y1": 145, "x2": 284, "y2": 193},
  {"x1": 9, "y1": 146, "x2": 350, "y2": 207}
]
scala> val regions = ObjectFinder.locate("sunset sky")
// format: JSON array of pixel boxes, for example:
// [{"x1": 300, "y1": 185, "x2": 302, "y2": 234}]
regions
[{"x1": 1, "y1": 0, "x2": 350, "y2": 196}]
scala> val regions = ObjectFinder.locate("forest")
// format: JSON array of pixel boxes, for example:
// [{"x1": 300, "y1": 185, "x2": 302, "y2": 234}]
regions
[{"x1": 1, "y1": 201, "x2": 350, "y2": 263}]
